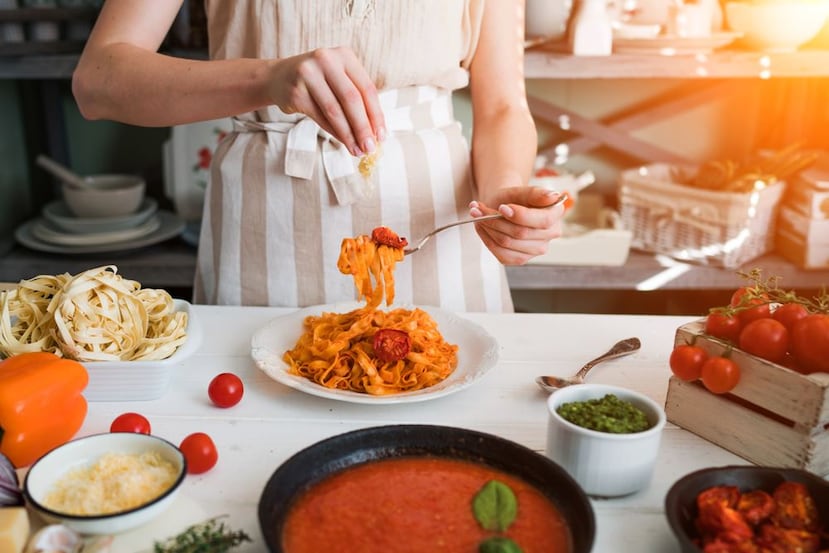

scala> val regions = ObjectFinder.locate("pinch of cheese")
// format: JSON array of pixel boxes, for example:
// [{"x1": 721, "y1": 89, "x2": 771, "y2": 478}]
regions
[
  {"x1": 43, "y1": 451, "x2": 177, "y2": 515},
  {"x1": 0, "y1": 507, "x2": 30, "y2": 553}
]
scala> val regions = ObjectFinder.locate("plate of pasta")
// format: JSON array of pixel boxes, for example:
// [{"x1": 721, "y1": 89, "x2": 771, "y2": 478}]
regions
[{"x1": 250, "y1": 301, "x2": 499, "y2": 405}]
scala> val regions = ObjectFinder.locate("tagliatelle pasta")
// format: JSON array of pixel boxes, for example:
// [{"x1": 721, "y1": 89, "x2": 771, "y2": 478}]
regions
[
  {"x1": 0, "y1": 266, "x2": 187, "y2": 361},
  {"x1": 283, "y1": 228, "x2": 458, "y2": 395}
]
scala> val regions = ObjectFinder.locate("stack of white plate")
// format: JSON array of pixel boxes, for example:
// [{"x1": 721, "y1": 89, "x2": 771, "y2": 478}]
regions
[{"x1": 15, "y1": 198, "x2": 186, "y2": 254}]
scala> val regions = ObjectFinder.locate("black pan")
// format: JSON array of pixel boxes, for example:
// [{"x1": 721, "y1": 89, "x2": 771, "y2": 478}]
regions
[{"x1": 258, "y1": 424, "x2": 595, "y2": 553}]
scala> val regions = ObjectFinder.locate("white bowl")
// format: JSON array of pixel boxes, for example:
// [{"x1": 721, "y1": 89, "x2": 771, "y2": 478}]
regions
[
  {"x1": 81, "y1": 299, "x2": 202, "y2": 402},
  {"x1": 62, "y1": 175, "x2": 146, "y2": 218},
  {"x1": 545, "y1": 383, "x2": 666, "y2": 497},
  {"x1": 725, "y1": 1, "x2": 829, "y2": 53},
  {"x1": 23, "y1": 433, "x2": 186, "y2": 535}
]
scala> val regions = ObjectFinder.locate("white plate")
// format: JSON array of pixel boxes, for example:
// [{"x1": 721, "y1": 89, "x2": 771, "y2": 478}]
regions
[
  {"x1": 42, "y1": 198, "x2": 158, "y2": 234},
  {"x1": 251, "y1": 302, "x2": 499, "y2": 405},
  {"x1": 613, "y1": 32, "x2": 741, "y2": 55},
  {"x1": 31, "y1": 215, "x2": 162, "y2": 246},
  {"x1": 15, "y1": 210, "x2": 185, "y2": 254}
]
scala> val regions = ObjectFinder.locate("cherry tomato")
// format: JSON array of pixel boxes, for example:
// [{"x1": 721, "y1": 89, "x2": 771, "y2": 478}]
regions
[
  {"x1": 772, "y1": 303, "x2": 809, "y2": 333},
  {"x1": 110, "y1": 412, "x2": 151, "y2": 434},
  {"x1": 790, "y1": 314, "x2": 829, "y2": 374},
  {"x1": 704, "y1": 312, "x2": 742, "y2": 344},
  {"x1": 738, "y1": 318, "x2": 789, "y2": 364},
  {"x1": 730, "y1": 287, "x2": 771, "y2": 325},
  {"x1": 373, "y1": 329, "x2": 411, "y2": 362},
  {"x1": 371, "y1": 226, "x2": 408, "y2": 249},
  {"x1": 669, "y1": 344, "x2": 708, "y2": 381},
  {"x1": 179, "y1": 432, "x2": 218, "y2": 474},
  {"x1": 208, "y1": 372, "x2": 244, "y2": 408},
  {"x1": 700, "y1": 356, "x2": 740, "y2": 394}
]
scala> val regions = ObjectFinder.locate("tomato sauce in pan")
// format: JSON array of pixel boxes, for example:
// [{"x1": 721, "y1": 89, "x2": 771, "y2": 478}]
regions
[{"x1": 280, "y1": 456, "x2": 573, "y2": 553}]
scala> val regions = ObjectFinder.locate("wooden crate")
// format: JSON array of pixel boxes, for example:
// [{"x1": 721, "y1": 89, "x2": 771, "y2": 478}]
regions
[{"x1": 665, "y1": 320, "x2": 829, "y2": 475}]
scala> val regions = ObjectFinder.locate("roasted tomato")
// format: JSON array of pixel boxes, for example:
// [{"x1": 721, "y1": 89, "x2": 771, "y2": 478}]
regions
[
  {"x1": 737, "y1": 490, "x2": 775, "y2": 526},
  {"x1": 756, "y1": 524, "x2": 820, "y2": 553},
  {"x1": 698, "y1": 486, "x2": 741, "y2": 511},
  {"x1": 696, "y1": 502, "x2": 754, "y2": 544},
  {"x1": 771, "y1": 481, "x2": 820, "y2": 532},
  {"x1": 373, "y1": 329, "x2": 411, "y2": 362},
  {"x1": 371, "y1": 227, "x2": 408, "y2": 249}
]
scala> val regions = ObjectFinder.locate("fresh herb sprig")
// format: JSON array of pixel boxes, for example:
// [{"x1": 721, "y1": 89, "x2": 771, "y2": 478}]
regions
[{"x1": 153, "y1": 516, "x2": 252, "y2": 553}]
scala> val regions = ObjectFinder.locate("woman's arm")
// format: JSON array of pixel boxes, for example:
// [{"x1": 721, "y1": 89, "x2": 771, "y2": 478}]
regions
[
  {"x1": 72, "y1": 0, "x2": 383, "y2": 156},
  {"x1": 467, "y1": 0, "x2": 564, "y2": 265}
]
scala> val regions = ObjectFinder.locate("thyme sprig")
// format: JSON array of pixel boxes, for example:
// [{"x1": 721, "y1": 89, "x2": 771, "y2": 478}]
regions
[
  {"x1": 153, "y1": 516, "x2": 252, "y2": 553},
  {"x1": 709, "y1": 269, "x2": 829, "y2": 316}
]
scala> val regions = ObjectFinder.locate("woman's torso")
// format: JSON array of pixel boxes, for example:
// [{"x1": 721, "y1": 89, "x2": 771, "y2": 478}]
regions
[{"x1": 194, "y1": 0, "x2": 513, "y2": 312}]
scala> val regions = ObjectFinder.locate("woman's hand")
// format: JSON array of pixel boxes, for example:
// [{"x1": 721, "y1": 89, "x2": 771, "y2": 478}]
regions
[
  {"x1": 268, "y1": 47, "x2": 386, "y2": 157},
  {"x1": 469, "y1": 186, "x2": 565, "y2": 265}
]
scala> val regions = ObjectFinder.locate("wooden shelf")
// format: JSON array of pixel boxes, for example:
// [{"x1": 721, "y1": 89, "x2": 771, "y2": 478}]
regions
[{"x1": 524, "y1": 47, "x2": 829, "y2": 79}]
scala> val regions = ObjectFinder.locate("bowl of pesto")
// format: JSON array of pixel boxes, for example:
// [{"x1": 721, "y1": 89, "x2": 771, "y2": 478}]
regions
[{"x1": 545, "y1": 383, "x2": 666, "y2": 497}]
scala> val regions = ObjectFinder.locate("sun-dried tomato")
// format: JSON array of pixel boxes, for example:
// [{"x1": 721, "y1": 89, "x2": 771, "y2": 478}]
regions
[
  {"x1": 771, "y1": 481, "x2": 820, "y2": 532},
  {"x1": 372, "y1": 329, "x2": 411, "y2": 362},
  {"x1": 737, "y1": 490, "x2": 775, "y2": 526},
  {"x1": 371, "y1": 226, "x2": 408, "y2": 249},
  {"x1": 698, "y1": 486, "x2": 741, "y2": 511},
  {"x1": 696, "y1": 502, "x2": 754, "y2": 544},
  {"x1": 756, "y1": 524, "x2": 820, "y2": 553},
  {"x1": 692, "y1": 481, "x2": 825, "y2": 553}
]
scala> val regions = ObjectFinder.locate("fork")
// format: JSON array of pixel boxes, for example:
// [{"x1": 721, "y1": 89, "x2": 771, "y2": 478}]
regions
[
  {"x1": 403, "y1": 193, "x2": 567, "y2": 256},
  {"x1": 403, "y1": 213, "x2": 503, "y2": 256}
]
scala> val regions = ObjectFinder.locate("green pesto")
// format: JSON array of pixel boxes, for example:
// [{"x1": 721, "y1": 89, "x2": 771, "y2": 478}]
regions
[{"x1": 556, "y1": 394, "x2": 650, "y2": 434}]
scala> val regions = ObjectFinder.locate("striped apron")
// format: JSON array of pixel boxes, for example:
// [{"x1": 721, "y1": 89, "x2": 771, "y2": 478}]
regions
[{"x1": 193, "y1": 85, "x2": 513, "y2": 312}]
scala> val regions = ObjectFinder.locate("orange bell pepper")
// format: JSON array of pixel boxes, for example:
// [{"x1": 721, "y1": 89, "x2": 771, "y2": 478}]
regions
[{"x1": 0, "y1": 352, "x2": 88, "y2": 468}]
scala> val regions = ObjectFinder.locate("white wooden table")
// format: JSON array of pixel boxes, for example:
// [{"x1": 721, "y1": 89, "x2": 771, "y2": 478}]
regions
[{"x1": 75, "y1": 305, "x2": 751, "y2": 552}]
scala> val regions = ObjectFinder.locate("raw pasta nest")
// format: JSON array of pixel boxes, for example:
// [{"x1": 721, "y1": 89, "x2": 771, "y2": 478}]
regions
[{"x1": 0, "y1": 265, "x2": 187, "y2": 361}]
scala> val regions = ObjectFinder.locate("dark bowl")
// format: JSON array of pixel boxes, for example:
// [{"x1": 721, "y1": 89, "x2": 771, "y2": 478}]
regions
[
  {"x1": 665, "y1": 465, "x2": 829, "y2": 553},
  {"x1": 258, "y1": 424, "x2": 595, "y2": 553}
]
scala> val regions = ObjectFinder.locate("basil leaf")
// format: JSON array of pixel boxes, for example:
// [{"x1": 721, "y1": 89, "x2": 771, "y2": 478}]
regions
[
  {"x1": 472, "y1": 480, "x2": 518, "y2": 532},
  {"x1": 479, "y1": 536, "x2": 524, "y2": 553}
]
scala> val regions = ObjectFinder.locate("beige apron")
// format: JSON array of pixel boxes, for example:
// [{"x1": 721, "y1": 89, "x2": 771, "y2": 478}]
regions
[{"x1": 194, "y1": 0, "x2": 513, "y2": 312}]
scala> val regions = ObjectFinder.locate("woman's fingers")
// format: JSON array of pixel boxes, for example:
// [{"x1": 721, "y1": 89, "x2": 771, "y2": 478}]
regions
[
  {"x1": 469, "y1": 189, "x2": 566, "y2": 264},
  {"x1": 270, "y1": 47, "x2": 382, "y2": 156}
]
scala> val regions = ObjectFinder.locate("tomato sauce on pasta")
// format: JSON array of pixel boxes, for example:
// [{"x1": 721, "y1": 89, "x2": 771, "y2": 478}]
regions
[
  {"x1": 280, "y1": 456, "x2": 573, "y2": 553},
  {"x1": 282, "y1": 228, "x2": 458, "y2": 395}
]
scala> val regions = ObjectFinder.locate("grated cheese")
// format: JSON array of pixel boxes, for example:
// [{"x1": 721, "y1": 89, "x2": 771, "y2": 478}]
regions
[{"x1": 43, "y1": 451, "x2": 178, "y2": 515}]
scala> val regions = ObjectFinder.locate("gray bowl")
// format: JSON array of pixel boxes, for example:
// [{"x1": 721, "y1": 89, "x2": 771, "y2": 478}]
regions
[{"x1": 62, "y1": 175, "x2": 146, "y2": 218}]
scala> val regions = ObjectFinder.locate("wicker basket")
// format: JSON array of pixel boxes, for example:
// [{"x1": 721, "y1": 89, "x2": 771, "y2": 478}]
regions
[{"x1": 618, "y1": 164, "x2": 785, "y2": 268}]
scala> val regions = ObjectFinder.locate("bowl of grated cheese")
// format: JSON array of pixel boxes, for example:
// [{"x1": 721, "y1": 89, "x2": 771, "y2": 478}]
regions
[{"x1": 22, "y1": 432, "x2": 186, "y2": 535}]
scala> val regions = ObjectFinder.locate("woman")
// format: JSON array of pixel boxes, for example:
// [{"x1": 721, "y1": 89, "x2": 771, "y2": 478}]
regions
[{"x1": 72, "y1": 0, "x2": 564, "y2": 311}]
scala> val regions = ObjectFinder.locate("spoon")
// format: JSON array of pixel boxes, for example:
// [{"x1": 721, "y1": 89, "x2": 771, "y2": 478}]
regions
[
  {"x1": 403, "y1": 193, "x2": 568, "y2": 256},
  {"x1": 35, "y1": 154, "x2": 90, "y2": 190},
  {"x1": 535, "y1": 337, "x2": 641, "y2": 393}
]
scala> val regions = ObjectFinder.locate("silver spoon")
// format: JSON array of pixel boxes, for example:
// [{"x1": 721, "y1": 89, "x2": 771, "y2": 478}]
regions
[
  {"x1": 403, "y1": 193, "x2": 568, "y2": 256},
  {"x1": 35, "y1": 154, "x2": 91, "y2": 190},
  {"x1": 535, "y1": 337, "x2": 641, "y2": 393}
]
